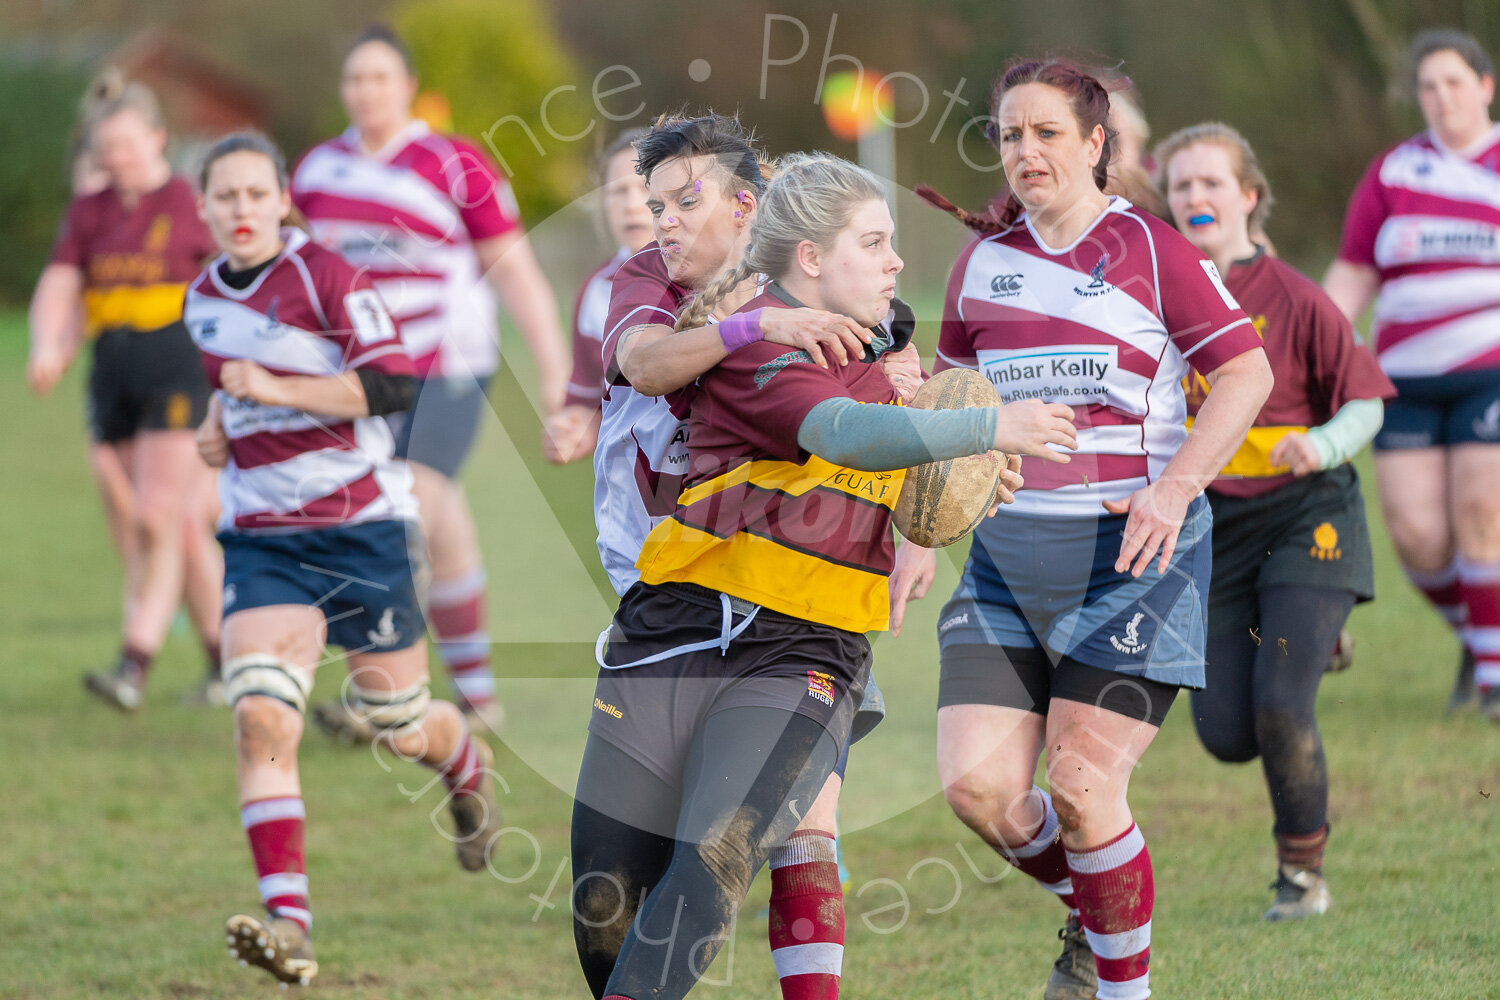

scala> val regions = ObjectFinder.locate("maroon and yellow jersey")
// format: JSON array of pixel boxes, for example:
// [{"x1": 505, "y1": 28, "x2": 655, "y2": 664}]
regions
[
  {"x1": 49, "y1": 175, "x2": 215, "y2": 337},
  {"x1": 1185, "y1": 250, "x2": 1395, "y2": 498},
  {"x1": 636, "y1": 291, "x2": 903, "y2": 633}
]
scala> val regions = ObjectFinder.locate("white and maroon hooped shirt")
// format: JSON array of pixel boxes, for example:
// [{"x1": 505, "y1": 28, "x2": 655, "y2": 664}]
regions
[
  {"x1": 594, "y1": 245, "x2": 696, "y2": 595},
  {"x1": 185, "y1": 229, "x2": 418, "y2": 533},
  {"x1": 1336, "y1": 125, "x2": 1500, "y2": 378},
  {"x1": 936, "y1": 197, "x2": 1261, "y2": 517},
  {"x1": 291, "y1": 120, "x2": 522, "y2": 379}
]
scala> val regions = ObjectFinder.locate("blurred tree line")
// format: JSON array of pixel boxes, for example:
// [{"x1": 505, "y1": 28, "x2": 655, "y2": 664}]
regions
[{"x1": 0, "y1": 0, "x2": 1495, "y2": 304}]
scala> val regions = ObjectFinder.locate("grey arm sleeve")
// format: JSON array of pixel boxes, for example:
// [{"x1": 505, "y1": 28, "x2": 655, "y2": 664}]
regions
[
  {"x1": 1305, "y1": 397, "x2": 1385, "y2": 469},
  {"x1": 795, "y1": 396, "x2": 998, "y2": 471}
]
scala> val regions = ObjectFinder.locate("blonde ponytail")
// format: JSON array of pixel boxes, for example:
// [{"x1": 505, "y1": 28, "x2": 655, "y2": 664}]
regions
[{"x1": 674, "y1": 258, "x2": 754, "y2": 333}]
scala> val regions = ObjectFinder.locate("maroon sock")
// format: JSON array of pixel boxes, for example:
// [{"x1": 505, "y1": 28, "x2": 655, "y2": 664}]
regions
[
  {"x1": 1276, "y1": 825, "x2": 1329, "y2": 871},
  {"x1": 768, "y1": 830, "x2": 843, "y2": 999},
  {"x1": 998, "y1": 786, "x2": 1077, "y2": 912},
  {"x1": 242, "y1": 797, "x2": 311, "y2": 932},
  {"x1": 1066, "y1": 824, "x2": 1153, "y2": 1000},
  {"x1": 119, "y1": 644, "x2": 153, "y2": 683},
  {"x1": 437, "y1": 733, "x2": 484, "y2": 797},
  {"x1": 1457, "y1": 558, "x2": 1500, "y2": 691}
]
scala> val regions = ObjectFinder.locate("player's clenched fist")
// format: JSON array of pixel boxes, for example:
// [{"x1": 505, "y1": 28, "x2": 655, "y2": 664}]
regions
[
  {"x1": 219, "y1": 359, "x2": 280, "y2": 406},
  {"x1": 196, "y1": 396, "x2": 230, "y2": 468},
  {"x1": 993, "y1": 400, "x2": 1076, "y2": 462}
]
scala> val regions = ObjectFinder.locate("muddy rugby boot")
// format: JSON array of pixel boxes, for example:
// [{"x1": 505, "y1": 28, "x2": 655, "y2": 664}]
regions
[
  {"x1": 449, "y1": 738, "x2": 502, "y2": 871},
  {"x1": 1449, "y1": 648, "x2": 1477, "y2": 714},
  {"x1": 226, "y1": 913, "x2": 317, "y2": 986},
  {"x1": 83, "y1": 662, "x2": 145, "y2": 712},
  {"x1": 1264, "y1": 864, "x2": 1331, "y2": 922},
  {"x1": 1043, "y1": 914, "x2": 1098, "y2": 999}
]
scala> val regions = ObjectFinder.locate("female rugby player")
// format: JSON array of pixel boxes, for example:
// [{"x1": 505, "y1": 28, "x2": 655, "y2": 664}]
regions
[
  {"x1": 583, "y1": 114, "x2": 909, "y2": 1000},
  {"x1": 573, "y1": 150, "x2": 1067, "y2": 1000},
  {"x1": 188, "y1": 133, "x2": 502, "y2": 986},
  {"x1": 30, "y1": 74, "x2": 223, "y2": 709},
  {"x1": 1161, "y1": 121, "x2": 1394, "y2": 920},
  {"x1": 1324, "y1": 29, "x2": 1500, "y2": 718},
  {"x1": 903, "y1": 58, "x2": 1272, "y2": 1000},
  {"x1": 293, "y1": 25, "x2": 569, "y2": 731}
]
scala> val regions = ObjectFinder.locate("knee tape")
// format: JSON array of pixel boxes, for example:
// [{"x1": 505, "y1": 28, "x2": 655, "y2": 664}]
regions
[
  {"x1": 224, "y1": 655, "x2": 313, "y2": 714},
  {"x1": 346, "y1": 676, "x2": 432, "y2": 736}
]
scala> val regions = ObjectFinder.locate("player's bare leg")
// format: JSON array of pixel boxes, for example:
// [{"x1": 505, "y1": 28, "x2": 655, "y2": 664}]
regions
[
  {"x1": 938, "y1": 703, "x2": 1096, "y2": 998},
  {"x1": 180, "y1": 461, "x2": 224, "y2": 704},
  {"x1": 413, "y1": 463, "x2": 502, "y2": 730},
  {"x1": 347, "y1": 642, "x2": 503, "y2": 870},
  {"x1": 1375, "y1": 450, "x2": 1472, "y2": 708},
  {"x1": 224, "y1": 605, "x2": 321, "y2": 986},
  {"x1": 88, "y1": 439, "x2": 135, "y2": 562},
  {"x1": 1045, "y1": 697, "x2": 1164, "y2": 1000},
  {"x1": 84, "y1": 430, "x2": 197, "y2": 710}
]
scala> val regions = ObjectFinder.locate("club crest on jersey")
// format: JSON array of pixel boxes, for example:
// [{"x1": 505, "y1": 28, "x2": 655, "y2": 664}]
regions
[
  {"x1": 367, "y1": 608, "x2": 401, "y2": 648},
  {"x1": 196, "y1": 318, "x2": 218, "y2": 341},
  {"x1": 755, "y1": 349, "x2": 815, "y2": 389},
  {"x1": 256, "y1": 297, "x2": 287, "y2": 339},
  {"x1": 989, "y1": 273, "x2": 1024, "y2": 298},
  {"x1": 1074, "y1": 254, "x2": 1113, "y2": 297},
  {"x1": 1109, "y1": 611, "x2": 1148, "y2": 654}
]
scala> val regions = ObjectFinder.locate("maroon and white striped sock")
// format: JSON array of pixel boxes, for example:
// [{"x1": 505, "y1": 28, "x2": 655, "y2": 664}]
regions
[
  {"x1": 1407, "y1": 561, "x2": 1468, "y2": 636},
  {"x1": 436, "y1": 732, "x2": 484, "y2": 797},
  {"x1": 242, "y1": 796, "x2": 310, "y2": 932},
  {"x1": 1457, "y1": 558, "x2": 1500, "y2": 691},
  {"x1": 767, "y1": 830, "x2": 843, "y2": 1000},
  {"x1": 998, "y1": 786, "x2": 1077, "y2": 913},
  {"x1": 1276, "y1": 825, "x2": 1329, "y2": 872},
  {"x1": 1066, "y1": 823, "x2": 1153, "y2": 1000},
  {"x1": 428, "y1": 569, "x2": 496, "y2": 712}
]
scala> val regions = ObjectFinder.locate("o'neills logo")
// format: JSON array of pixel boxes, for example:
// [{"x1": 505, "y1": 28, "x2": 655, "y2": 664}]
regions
[
  {"x1": 593, "y1": 697, "x2": 623, "y2": 719},
  {"x1": 755, "y1": 349, "x2": 815, "y2": 388}
]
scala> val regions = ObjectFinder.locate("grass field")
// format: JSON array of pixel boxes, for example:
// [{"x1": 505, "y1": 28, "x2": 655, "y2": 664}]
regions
[{"x1": 1, "y1": 308, "x2": 1497, "y2": 1000}]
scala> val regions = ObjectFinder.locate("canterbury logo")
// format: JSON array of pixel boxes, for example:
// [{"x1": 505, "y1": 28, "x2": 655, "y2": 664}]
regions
[{"x1": 989, "y1": 273, "x2": 1023, "y2": 296}]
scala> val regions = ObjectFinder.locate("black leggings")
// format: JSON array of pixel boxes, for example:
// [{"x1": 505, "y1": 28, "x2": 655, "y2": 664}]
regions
[
  {"x1": 1191, "y1": 586, "x2": 1354, "y2": 838},
  {"x1": 571, "y1": 707, "x2": 838, "y2": 1000}
]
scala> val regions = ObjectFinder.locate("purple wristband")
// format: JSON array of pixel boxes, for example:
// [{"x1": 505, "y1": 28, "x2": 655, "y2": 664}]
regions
[{"x1": 718, "y1": 308, "x2": 765, "y2": 352}]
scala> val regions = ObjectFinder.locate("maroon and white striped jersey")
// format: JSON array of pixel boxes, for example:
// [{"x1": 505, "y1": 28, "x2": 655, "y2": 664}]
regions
[
  {"x1": 1335, "y1": 126, "x2": 1500, "y2": 377},
  {"x1": 936, "y1": 198, "x2": 1261, "y2": 517},
  {"x1": 290, "y1": 120, "x2": 522, "y2": 379},
  {"x1": 185, "y1": 229, "x2": 417, "y2": 533}
]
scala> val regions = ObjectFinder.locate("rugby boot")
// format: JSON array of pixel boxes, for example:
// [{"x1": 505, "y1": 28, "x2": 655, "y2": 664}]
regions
[
  {"x1": 1043, "y1": 914, "x2": 1098, "y2": 999},
  {"x1": 181, "y1": 674, "x2": 226, "y2": 708},
  {"x1": 82, "y1": 662, "x2": 145, "y2": 712},
  {"x1": 449, "y1": 738, "x2": 502, "y2": 871},
  {"x1": 1324, "y1": 628, "x2": 1354, "y2": 673},
  {"x1": 1448, "y1": 648, "x2": 1477, "y2": 714},
  {"x1": 310, "y1": 698, "x2": 378, "y2": 745},
  {"x1": 1479, "y1": 685, "x2": 1500, "y2": 725},
  {"x1": 226, "y1": 913, "x2": 317, "y2": 986},
  {"x1": 1264, "y1": 864, "x2": 1331, "y2": 921}
]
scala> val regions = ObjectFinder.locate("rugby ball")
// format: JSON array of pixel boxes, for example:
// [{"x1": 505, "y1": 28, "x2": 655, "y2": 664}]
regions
[{"x1": 892, "y1": 368, "x2": 1007, "y2": 548}]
